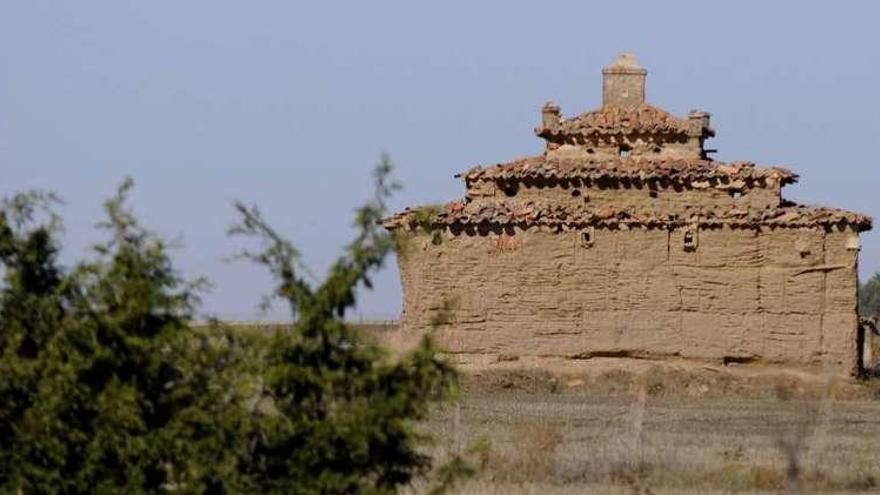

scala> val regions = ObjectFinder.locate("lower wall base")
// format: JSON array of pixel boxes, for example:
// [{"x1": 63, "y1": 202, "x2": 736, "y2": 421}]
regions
[{"x1": 395, "y1": 228, "x2": 863, "y2": 377}]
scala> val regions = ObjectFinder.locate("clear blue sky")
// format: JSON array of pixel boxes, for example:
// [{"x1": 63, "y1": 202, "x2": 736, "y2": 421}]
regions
[{"x1": 1, "y1": 1, "x2": 878, "y2": 320}]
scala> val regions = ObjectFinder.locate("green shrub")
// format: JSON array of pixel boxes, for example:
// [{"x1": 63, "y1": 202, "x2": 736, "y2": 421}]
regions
[
  {"x1": 0, "y1": 182, "x2": 254, "y2": 493},
  {"x1": 229, "y1": 153, "x2": 457, "y2": 493},
  {"x1": 0, "y1": 154, "x2": 457, "y2": 494}
]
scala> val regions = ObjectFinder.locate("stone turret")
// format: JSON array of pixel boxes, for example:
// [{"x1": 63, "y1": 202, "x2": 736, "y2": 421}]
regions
[{"x1": 602, "y1": 53, "x2": 647, "y2": 108}]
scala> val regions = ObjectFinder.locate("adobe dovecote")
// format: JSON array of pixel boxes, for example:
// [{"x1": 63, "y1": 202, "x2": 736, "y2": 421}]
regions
[{"x1": 385, "y1": 54, "x2": 873, "y2": 375}]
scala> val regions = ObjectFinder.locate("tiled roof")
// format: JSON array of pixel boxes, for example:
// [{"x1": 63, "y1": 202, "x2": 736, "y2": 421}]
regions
[
  {"x1": 537, "y1": 104, "x2": 701, "y2": 142},
  {"x1": 459, "y1": 155, "x2": 798, "y2": 186},
  {"x1": 384, "y1": 200, "x2": 872, "y2": 232}
]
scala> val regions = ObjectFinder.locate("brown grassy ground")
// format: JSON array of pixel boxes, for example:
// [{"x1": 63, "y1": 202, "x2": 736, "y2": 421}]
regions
[
  {"x1": 214, "y1": 323, "x2": 880, "y2": 492},
  {"x1": 414, "y1": 367, "x2": 880, "y2": 494}
]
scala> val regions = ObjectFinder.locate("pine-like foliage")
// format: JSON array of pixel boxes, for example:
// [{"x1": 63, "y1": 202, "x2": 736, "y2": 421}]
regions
[
  {"x1": 0, "y1": 155, "x2": 457, "y2": 494},
  {"x1": 0, "y1": 191, "x2": 68, "y2": 491},
  {"x1": 229, "y1": 154, "x2": 457, "y2": 494},
  {"x1": 861, "y1": 272, "x2": 880, "y2": 317},
  {"x1": 0, "y1": 182, "x2": 255, "y2": 493}
]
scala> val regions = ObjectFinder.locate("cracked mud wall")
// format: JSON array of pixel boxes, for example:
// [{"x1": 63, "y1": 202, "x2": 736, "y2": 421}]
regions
[
  {"x1": 465, "y1": 180, "x2": 782, "y2": 213},
  {"x1": 396, "y1": 226, "x2": 861, "y2": 374}
]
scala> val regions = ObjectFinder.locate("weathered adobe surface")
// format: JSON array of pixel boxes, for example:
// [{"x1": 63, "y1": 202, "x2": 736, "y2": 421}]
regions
[
  {"x1": 466, "y1": 181, "x2": 781, "y2": 215},
  {"x1": 466, "y1": 181, "x2": 784, "y2": 215},
  {"x1": 385, "y1": 53, "x2": 873, "y2": 376},
  {"x1": 460, "y1": 156, "x2": 794, "y2": 212},
  {"x1": 386, "y1": 194, "x2": 870, "y2": 374},
  {"x1": 393, "y1": 226, "x2": 862, "y2": 375}
]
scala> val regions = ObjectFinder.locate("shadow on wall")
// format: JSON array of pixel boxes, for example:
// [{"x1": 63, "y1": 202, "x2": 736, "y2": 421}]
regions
[{"x1": 859, "y1": 317, "x2": 879, "y2": 376}]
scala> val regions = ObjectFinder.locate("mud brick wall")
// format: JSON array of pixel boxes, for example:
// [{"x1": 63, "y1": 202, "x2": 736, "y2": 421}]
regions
[
  {"x1": 465, "y1": 181, "x2": 782, "y2": 213},
  {"x1": 396, "y1": 226, "x2": 860, "y2": 374}
]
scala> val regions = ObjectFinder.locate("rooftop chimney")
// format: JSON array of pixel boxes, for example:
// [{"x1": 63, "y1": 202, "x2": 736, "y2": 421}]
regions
[
  {"x1": 602, "y1": 53, "x2": 647, "y2": 108},
  {"x1": 541, "y1": 101, "x2": 561, "y2": 128}
]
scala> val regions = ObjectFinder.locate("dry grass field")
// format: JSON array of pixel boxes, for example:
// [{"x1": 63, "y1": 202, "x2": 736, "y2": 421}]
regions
[
  {"x1": 416, "y1": 366, "x2": 880, "y2": 494},
  {"x1": 216, "y1": 323, "x2": 880, "y2": 493}
]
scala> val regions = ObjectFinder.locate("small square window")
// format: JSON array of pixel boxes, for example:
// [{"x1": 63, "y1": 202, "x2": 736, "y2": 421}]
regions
[
  {"x1": 683, "y1": 229, "x2": 698, "y2": 251},
  {"x1": 846, "y1": 235, "x2": 860, "y2": 251},
  {"x1": 580, "y1": 228, "x2": 595, "y2": 248}
]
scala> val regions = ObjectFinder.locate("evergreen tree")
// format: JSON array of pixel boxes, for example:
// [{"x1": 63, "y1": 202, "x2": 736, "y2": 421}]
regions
[
  {"x1": 1, "y1": 156, "x2": 457, "y2": 493},
  {"x1": 0, "y1": 191, "x2": 68, "y2": 491},
  {"x1": 0, "y1": 182, "x2": 253, "y2": 494},
  {"x1": 230, "y1": 154, "x2": 458, "y2": 494}
]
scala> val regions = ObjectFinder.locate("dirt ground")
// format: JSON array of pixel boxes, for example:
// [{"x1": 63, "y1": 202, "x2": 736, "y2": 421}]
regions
[{"x1": 414, "y1": 363, "x2": 880, "y2": 494}]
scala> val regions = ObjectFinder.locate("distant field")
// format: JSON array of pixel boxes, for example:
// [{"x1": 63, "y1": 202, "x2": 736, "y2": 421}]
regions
[
  {"x1": 201, "y1": 320, "x2": 398, "y2": 337},
  {"x1": 416, "y1": 369, "x2": 880, "y2": 494}
]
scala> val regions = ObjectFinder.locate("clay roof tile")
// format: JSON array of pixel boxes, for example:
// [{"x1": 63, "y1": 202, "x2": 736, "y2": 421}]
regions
[
  {"x1": 460, "y1": 155, "x2": 798, "y2": 186},
  {"x1": 383, "y1": 201, "x2": 872, "y2": 232},
  {"x1": 537, "y1": 104, "x2": 696, "y2": 144}
]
